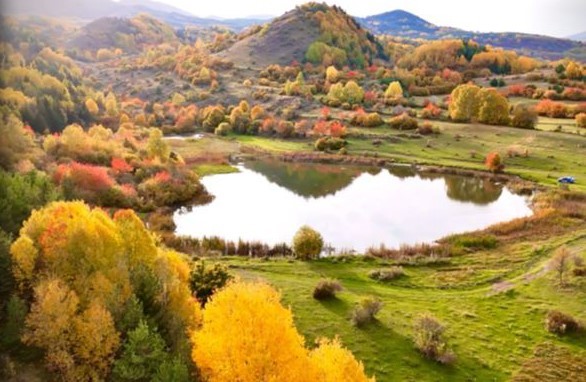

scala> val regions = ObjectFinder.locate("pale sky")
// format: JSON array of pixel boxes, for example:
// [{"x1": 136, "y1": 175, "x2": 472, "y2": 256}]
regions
[{"x1": 157, "y1": 0, "x2": 585, "y2": 37}]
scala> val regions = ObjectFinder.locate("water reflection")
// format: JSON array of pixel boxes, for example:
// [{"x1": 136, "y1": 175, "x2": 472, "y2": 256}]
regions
[{"x1": 175, "y1": 161, "x2": 532, "y2": 251}]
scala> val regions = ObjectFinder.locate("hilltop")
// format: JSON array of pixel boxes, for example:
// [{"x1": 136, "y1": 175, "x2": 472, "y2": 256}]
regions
[
  {"x1": 359, "y1": 9, "x2": 584, "y2": 60},
  {"x1": 218, "y1": 2, "x2": 386, "y2": 68},
  {"x1": 68, "y1": 13, "x2": 179, "y2": 54}
]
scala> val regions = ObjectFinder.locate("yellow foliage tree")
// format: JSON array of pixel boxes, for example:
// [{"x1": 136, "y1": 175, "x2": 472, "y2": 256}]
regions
[
  {"x1": 192, "y1": 281, "x2": 374, "y2": 382},
  {"x1": 448, "y1": 84, "x2": 481, "y2": 122},
  {"x1": 11, "y1": 201, "x2": 202, "y2": 378},
  {"x1": 310, "y1": 338, "x2": 375, "y2": 382},
  {"x1": 192, "y1": 281, "x2": 317, "y2": 382},
  {"x1": 384, "y1": 81, "x2": 403, "y2": 100},
  {"x1": 565, "y1": 61, "x2": 583, "y2": 80},
  {"x1": 326, "y1": 65, "x2": 340, "y2": 83},
  {"x1": 477, "y1": 88, "x2": 510, "y2": 125},
  {"x1": 85, "y1": 98, "x2": 99, "y2": 116}
]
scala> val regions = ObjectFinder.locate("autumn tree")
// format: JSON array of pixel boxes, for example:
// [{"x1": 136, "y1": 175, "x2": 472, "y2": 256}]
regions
[
  {"x1": 477, "y1": 88, "x2": 510, "y2": 125},
  {"x1": 449, "y1": 84, "x2": 480, "y2": 122},
  {"x1": 510, "y1": 105, "x2": 537, "y2": 129},
  {"x1": 550, "y1": 246, "x2": 573, "y2": 286},
  {"x1": 22, "y1": 278, "x2": 120, "y2": 380},
  {"x1": 85, "y1": 98, "x2": 99, "y2": 116},
  {"x1": 192, "y1": 281, "x2": 374, "y2": 382},
  {"x1": 293, "y1": 225, "x2": 324, "y2": 260},
  {"x1": 384, "y1": 81, "x2": 403, "y2": 101},
  {"x1": 105, "y1": 92, "x2": 119, "y2": 117},
  {"x1": 485, "y1": 152, "x2": 504, "y2": 173},
  {"x1": 0, "y1": 110, "x2": 35, "y2": 170},
  {"x1": 147, "y1": 128, "x2": 170, "y2": 162},
  {"x1": 192, "y1": 281, "x2": 316, "y2": 381},
  {"x1": 10, "y1": 202, "x2": 202, "y2": 378},
  {"x1": 565, "y1": 61, "x2": 583, "y2": 80},
  {"x1": 310, "y1": 338, "x2": 374, "y2": 382},
  {"x1": 326, "y1": 65, "x2": 340, "y2": 83}
]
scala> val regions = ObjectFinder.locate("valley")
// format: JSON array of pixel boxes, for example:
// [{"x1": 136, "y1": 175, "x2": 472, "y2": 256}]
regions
[{"x1": 0, "y1": 1, "x2": 585, "y2": 381}]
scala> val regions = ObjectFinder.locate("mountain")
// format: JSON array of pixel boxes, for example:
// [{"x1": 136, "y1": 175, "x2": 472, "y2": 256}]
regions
[
  {"x1": 568, "y1": 31, "x2": 586, "y2": 42},
  {"x1": 217, "y1": 3, "x2": 386, "y2": 68},
  {"x1": 3, "y1": 0, "x2": 265, "y2": 31},
  {"x1": 359, "y1": 10, "x2": 584, "y2": 60}
]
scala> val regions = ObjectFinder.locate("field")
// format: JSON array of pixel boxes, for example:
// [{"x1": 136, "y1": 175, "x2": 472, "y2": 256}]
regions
[
  {"x1": 170, "y1": 113, "x2": 586, "y2": 192},
  {"x1": 216, "y1": 230, "x2": 586, "y2": 381}
]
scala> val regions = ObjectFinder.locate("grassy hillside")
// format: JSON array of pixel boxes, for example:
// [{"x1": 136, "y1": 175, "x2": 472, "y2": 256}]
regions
[
  {"x1": 218, "y1": 230, "x2": 586, "y2": 381},
  {"x1": 218, "y1": 2, "x2": 386, "y2": 68}
]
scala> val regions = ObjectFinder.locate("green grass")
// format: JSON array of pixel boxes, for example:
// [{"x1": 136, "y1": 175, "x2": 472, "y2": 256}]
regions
[
  {"x1": 217, "y1": 232, "x2": 586, "y2": 381},
  {"x1": 192, "y1": 163, "x2": 239, "y2": 177}
]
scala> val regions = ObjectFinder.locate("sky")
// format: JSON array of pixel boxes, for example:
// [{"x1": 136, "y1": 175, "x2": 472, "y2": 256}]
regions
[{"x1": 153, "y1": 0, "x2": 585, "y2": 37}]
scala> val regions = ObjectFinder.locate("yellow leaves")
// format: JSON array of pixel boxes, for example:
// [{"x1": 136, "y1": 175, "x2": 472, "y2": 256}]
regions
[
  {"x1": 310, "y1": 338, "x2": 375, "y2": 382},
  {"x1": 192, "y1": 281, "x2": 313, "y2": 382},
  {"x1": 326, "y1": 65, "x2": 339, "y2": 82},
  {"x1": 192, "y1": 281, "x2": 374, "y2": 382},
  {"x1": 114, "y1": 209, "x2": 158, "y2": 269},
  {"x1": 10, "y1": 235, "x2": 38, "y2": 291},
  {"x1": 23, "y1": 278, "x2": 79, "y2": 351},
  {"x1": 72, "y1": 301, "x2": 120, "y2": 376},
  {"x1": 448, "y1": 84, "x2": 481, "y2": 122},
  {"x1": 23, "y1": 278, "x2": 120, "y2": 381},
  {"x1": 384, "y1": 81, "x2": 403, "y2": 100},
  {"x1": 85, "y1": 98, "x2": 99, "y2": 115}
]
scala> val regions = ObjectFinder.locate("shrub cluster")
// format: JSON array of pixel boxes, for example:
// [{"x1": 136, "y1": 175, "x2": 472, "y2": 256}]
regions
[
  {"x1": 545, "y1": 310, "x2": 581, "y2": 335},
  {"x1": 368, "y1": 267, "x2": 405, "y2": 282},
  {"x1": 351, "y1": 297, "x2": 382, "y2": 327},
  {"x1": 313, "y1": 279, "x2": 343, "y2": 300},
  {"x1": 413, "y1": 314, "x2": 456, "y2": 364},
  {"x1": 388, "y1": 113, "x2": 418, "y2": 130}
]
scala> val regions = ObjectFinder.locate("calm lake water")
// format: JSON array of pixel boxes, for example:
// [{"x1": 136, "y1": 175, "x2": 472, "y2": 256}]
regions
[{"x1": 174, "y1": 161, "x2": 533, "y2": 252}]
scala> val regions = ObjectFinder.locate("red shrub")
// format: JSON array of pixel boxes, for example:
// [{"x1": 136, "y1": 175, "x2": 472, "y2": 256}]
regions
[
  {"x1": 321, "y1": 107, "x2": 331, "y2": 120},
  {"x1": 111, "y1": 157, "x2": 133, "y2": 174},
  {"x1": 535, "y1": 100, "x2": 568, "y2": 118},
  {"x1": 507, "y1": 84, "x2": 526, "y2": 97},
  {"x1": 153, "y1": 171, "x2": 172, "y2": 183},
  {"x1": 329, "y1": 121, "x2": 347, "y2": 138},
  {"x1": 485, "y1": 152, "x2": 504, "y2": 173}
]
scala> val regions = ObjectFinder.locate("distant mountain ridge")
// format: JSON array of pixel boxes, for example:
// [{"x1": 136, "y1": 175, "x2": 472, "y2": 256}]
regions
[
  {"x1": 568, "y1": 31, "x2": 586, "y2": 42},
  {"x1": 3, "y1": 0, "x2": 266, "y2": 30},
  {"x1": 359, "y1": 9, "x2": 584, "y2": 60}
]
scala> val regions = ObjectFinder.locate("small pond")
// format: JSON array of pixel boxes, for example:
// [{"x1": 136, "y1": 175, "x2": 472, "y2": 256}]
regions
[{"x1": 174, "y1": 160, "x2": 533, "y2": 252}]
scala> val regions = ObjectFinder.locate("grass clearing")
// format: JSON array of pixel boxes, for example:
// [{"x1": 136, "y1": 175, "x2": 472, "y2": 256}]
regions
[{"x1": 216, "y1": 233, "x2": 586, "y2": 381}]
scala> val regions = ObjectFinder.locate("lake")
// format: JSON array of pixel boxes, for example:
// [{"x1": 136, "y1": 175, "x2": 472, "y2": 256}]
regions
[{"x1": 174, "y1": 160, "x2": 533, "y2": 252}]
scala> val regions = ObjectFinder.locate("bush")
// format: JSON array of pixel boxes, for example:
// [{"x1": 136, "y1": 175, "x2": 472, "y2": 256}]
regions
[
  {"x1": 417, "y1": 122, "x2": 435, "y2": 135},
  {"x1": 351, "y1": 111, "x2": 384, "y2": 127},
  {"x1": 189, "y1": 261, "x2": 233, "y2": 306},
  {"x1": 388, "y1": 113, "x2": 418, "y2": 130},
  {"x1": 535, "y1": 100, "x2": 568, "y2": 118},
  {"x1": 351, "y1": 297, "x2": 382, "y2": 327},
  {"x1": 369, "y1": 267, "x2": 404, "y2": 281},
  {"x1": 545, "y1": 310, "x2": 581, "y2": 335},
  {"x1": 313, "y1": 279, "x2": 343, "y2": 300},
  {"x1": 510, "y1": 105, "x2": 537, "y2": 129},
  {"x1": 413, "y1": 314, "x2": 455, "y2": 364},
  {"x1": 214, "y1": 122, "x2": 231, "y2": 136},
  {"x1": 292, "y1": 225, "x2": 323, "y2": 260},
  {"x1": 485, "y1": 152, "x2": 504, "y2": 173},
  {"x1": 576, "y1": 113, "x2": 586, "y2": 128},
  {"x1": 315, "y1": 137, "x2": 346, "y2": 152}
]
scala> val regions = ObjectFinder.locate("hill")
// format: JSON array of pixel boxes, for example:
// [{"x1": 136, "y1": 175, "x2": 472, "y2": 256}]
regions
[
  {"x1": 218, "y1": 2, "x2": 386, "y2": 68},
  {"x1": 67, "y1": 13, "x2": 179, "y2": 53},
  {"x1": 359, "y1": 9, "x2": 584, "y2": 60},
  {"x1": 3, "y1": 0, "x2": 266, "y2": 31}
]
